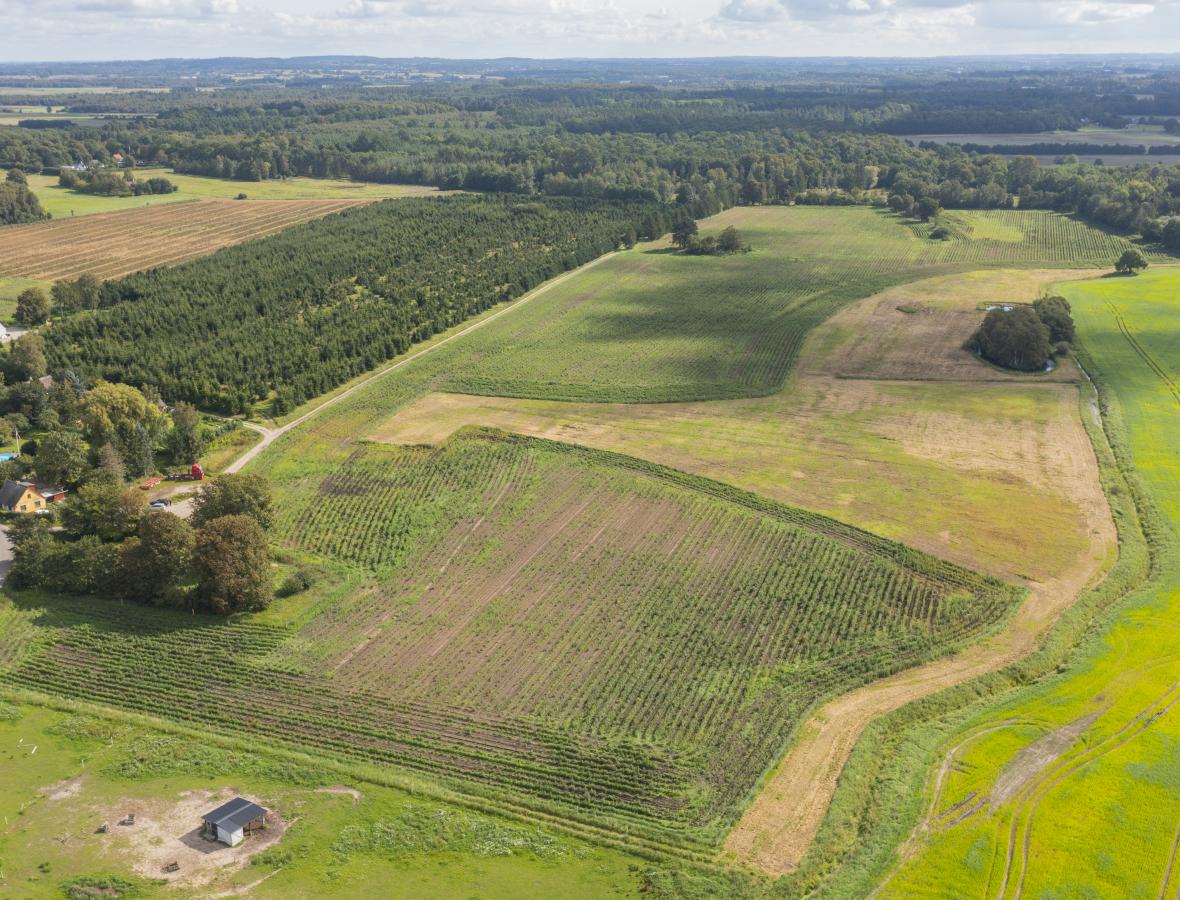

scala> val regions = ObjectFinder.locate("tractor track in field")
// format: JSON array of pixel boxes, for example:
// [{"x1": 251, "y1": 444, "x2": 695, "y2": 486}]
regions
[
  {"x1": 991, "y1": 668, "x2": 1180, "y2": 900},
  {"x1": 1105, "y1": 300, "x2": 1180, "y2": 407}
]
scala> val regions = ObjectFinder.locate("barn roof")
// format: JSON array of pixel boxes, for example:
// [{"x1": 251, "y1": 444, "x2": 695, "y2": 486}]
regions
[{"x1": 202, "y1": 797, "x2": 266, "y2": 831}]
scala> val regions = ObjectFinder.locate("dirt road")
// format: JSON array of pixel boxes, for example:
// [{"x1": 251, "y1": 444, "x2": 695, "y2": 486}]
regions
[
  {"x1": 223, "y1": 253, "x2": 618, "y2": 475},
  {"x1": 723, "y1": 514, "x2": 1114, "y2": 875}
]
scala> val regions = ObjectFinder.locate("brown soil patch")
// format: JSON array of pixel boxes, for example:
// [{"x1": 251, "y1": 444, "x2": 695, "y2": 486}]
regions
[
  {"x1": 0, "y1": 199, "x2": 369, "y2": 282},
  {"x1": 95, "y1": 788, "x2": 284, "y2": 888},
  {"x1": 989, "y1": 711, "x2": 1101, "y2": 807},
  {"x1": 315, "y1": 785, "x2": 363, "y2": 804},
  {"x1": 811, "y1": 268, "x2": 1097, "y2": 382},
  {"x1": 42, "y1": 775, "x2": 84, "y2": 801}
]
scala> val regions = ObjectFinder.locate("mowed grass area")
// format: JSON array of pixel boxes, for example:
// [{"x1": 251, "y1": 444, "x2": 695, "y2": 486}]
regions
[
  {"x1": 403, "y1": 206, "x2": 1157, "y2": 404},
  {"x1": 0, "y1": 701, "x2": 652, "y2": 899},
  {"x1": 878, "y1": 267, "x2": 1180, "y2": 898},
  {"x1": 0, "y1": 430, "x2": 1019, "y2": 854},
  {"x1": 372, "y1": 268, "x2": 1113, "y2": 584},
  {"x1": 26, "y1": 169, "x2": 441, "y2": 219}
]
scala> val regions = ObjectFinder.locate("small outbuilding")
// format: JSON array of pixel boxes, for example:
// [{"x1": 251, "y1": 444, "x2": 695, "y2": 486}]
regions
[{"x1": 201, "y1": 797, "x2": 267, "y2": 847}]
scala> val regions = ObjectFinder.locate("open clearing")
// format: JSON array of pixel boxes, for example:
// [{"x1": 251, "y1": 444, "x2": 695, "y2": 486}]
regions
[
  {"x1": 880, "y1": 267, "x2": 1180, "y2": 898},
  {"x1": 110, "y1": 788, "x2": 285, "y2": 886},
  {"x1": 0, "y1": 703, "x2": 644, "y2": 899},
  {"x1": 0, "y1": 199, "x2": 367, "y2": 281},
  {"x1": 25, "y1": 170, "x2": 442, "y2": 219},
  {"x1": 908, "y1": 127, "x2": 1180, "y2": 148},
  {"x1": 418, "y1": 207, "x2": 1151, "y2": 404}
]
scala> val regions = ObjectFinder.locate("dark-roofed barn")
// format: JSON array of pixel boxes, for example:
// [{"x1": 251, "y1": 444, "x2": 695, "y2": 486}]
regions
[{"x1": 201, "y1": 797, "x2": 267, "y2": 847}]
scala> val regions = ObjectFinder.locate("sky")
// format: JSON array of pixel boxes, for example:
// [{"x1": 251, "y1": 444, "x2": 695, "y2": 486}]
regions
[{"x1": 1, "y1": 0, "x2": 1179, "y2": 62}]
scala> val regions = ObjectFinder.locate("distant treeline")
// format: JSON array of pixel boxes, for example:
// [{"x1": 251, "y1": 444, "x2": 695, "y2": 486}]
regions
[
  {"x1": 44, "y1": 194, "x2": 675, "y2": 413},
  {"x1": 4, "y1": 81, "x2": 1180, "y2": 237}
]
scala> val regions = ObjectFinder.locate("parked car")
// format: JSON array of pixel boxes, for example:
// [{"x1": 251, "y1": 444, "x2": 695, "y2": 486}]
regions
[{"x1": 149, "y1": 498, "x2": 171, "y2": 509}]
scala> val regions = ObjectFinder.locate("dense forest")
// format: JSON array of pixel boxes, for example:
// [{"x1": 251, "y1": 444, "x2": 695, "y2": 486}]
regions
[
  {"x1": 44, "y1": 194, "x2": 671, "y2": 412},
  {"x1": 4, "y1": 69, "x2": 1180, "y2": 236}
]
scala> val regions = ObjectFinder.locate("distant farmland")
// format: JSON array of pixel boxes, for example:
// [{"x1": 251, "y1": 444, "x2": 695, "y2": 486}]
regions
[{"x1": 0, "y1": 198, "x2": 367, "y2": 281}]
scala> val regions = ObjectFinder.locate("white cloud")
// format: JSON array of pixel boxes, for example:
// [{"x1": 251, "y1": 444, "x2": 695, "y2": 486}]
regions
[{"x1": 0, "y1": 0, "x2": 1177, "y2": 59}]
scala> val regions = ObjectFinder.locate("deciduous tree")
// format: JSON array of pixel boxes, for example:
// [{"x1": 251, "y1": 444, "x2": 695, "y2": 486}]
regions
[{"x1": 194, "y1": 514, "x2": 271, "y2": 614}]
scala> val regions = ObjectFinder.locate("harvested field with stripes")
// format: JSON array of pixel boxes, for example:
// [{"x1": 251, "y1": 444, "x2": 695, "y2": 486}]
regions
[
  {"x1": 0, "y1": 429, "x2": 1020, "y2": 852},
  {"x1": 0, "y1": 198, "x2": 367, "y2": 281}
]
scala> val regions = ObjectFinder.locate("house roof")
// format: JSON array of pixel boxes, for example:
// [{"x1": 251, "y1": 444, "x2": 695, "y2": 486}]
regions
[
  {"x1": 0, "y1": 480, "x2": 35, "y2": 508},
  {"x1": 202, "y1": 797, "x2": 266, "y2": 831}
]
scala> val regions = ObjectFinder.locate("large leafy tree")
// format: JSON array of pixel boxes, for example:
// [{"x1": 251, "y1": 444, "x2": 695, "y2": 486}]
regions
[
  {"x1": 79, "y1": 381, "x2": 164, "y2": 476},
  {"x1": 60, "y1": 481, "x2": 147, "y2": 542},
  {"x1": 967, "y1": 306, "x2": 1053, "y2": 372},
  {"x1": 194, "y1": 514, "x2": 271, "y2": 614},
  {"x1": 190, "y1": 472, "x2": 274, "y2": 530},
  {"x1": 34, "y1": 430, "x2": 89, "y2": 486}
]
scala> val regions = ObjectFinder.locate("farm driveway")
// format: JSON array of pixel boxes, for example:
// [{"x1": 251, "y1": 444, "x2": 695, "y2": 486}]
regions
[
  {"x1": 0, "y1": 526, "x2": 11, "y2": 584},
  {"x1": 224, "y1": 252, "x2": 619, "y2": 475}
]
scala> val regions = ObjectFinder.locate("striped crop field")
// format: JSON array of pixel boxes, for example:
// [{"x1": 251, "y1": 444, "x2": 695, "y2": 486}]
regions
[
  {"x1": 0, "y1": 198, "x2": 367, "y2": 281},
  {"x1": 0, "y1": 429, "x2": 1020, "y2": 852}
]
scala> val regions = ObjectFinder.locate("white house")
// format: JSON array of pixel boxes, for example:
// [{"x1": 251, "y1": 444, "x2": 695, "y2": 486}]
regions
[{"x1": 201, "y1": 797, "x2": 267, "y2": 847}]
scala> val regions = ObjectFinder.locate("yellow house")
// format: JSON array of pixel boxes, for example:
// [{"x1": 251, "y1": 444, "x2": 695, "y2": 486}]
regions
[{"x1": 0, "y1": 480, "x2": 49, "y2": 513}]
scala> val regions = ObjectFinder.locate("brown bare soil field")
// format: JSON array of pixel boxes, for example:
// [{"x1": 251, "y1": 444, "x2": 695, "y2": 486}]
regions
[{"x1": 0, "y1": 199, "x2": 366, "y2": 281}]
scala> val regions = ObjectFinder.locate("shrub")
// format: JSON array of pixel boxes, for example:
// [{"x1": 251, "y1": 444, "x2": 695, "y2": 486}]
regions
[{"x1": 276, "y1": 566, "x2": 315, "y2": 598}]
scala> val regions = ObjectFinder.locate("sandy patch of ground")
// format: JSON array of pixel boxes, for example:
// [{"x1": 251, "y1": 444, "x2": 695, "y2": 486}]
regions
[
  {"x1": 42, "y1": 775, "x2": 84, "y2": 801},
  {"x1": 94, "y1": 787, "x2": 284, "y2": 888},
  {"x1": 989, "y1": 711, "x2": 1102, "y2": 807},
  {"x1": 315, "y1": 785, "x2": 363, "y2": 804}
]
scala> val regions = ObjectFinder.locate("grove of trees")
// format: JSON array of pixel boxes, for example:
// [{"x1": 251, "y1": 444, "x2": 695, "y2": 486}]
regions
[
  {"x1": 45, "y1": 195, "x2": 679, "y2": 412},
  {"x1": 965, "y1": 297, "x2": 1077, "y2": 372}
]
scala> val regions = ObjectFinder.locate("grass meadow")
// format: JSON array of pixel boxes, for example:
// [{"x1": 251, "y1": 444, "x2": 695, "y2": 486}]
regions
[
  {"x1": 875, "y1": 267, "x2": 1180, "y2": 898},
  {"x1": 431, "y1": 207, "x2": 1150, "y2": 403}
]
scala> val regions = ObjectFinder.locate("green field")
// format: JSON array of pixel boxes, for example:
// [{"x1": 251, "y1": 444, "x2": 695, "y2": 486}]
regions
[
  {"x1": 25, "y1": 170, "x2": 440, "y2": 219},
  {"x1": 0, "y1": 274, "x2": 50, "y2": 322},
  {"x1": 0, "y1": 428, "x2": 1018, "y2": 854},
  {"x1": 419, "y1": 207, "x2": 1155, "y2": 403},
  {"x1": 878, "y1": 267, "x2": 1180, "y2": 897},
  {"x1": 0, "y1": 701, "x2": 661, "y2": 899},
  {"x1": 0, "y1": 205, "x2": 1160, "y2": 893}
]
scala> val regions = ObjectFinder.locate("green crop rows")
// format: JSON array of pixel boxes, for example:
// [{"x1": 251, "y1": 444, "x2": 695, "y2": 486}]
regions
[{"x1": 0, "y1": 430, "x2": 1019, "y2": 853}]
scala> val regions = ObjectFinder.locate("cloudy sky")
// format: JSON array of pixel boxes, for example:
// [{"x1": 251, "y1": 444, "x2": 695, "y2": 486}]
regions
[{"x1": 1, "y1": 0, "x2": 1178, "y2": 61}]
